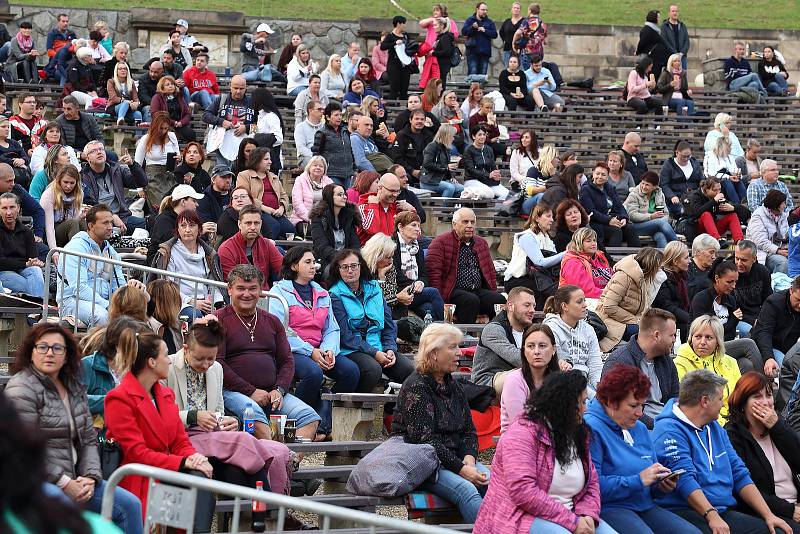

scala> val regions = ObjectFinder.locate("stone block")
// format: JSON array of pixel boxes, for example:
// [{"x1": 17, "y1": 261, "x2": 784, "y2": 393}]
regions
[
  {"x1": 70, "y1": 10, "x2": 87, "y2": 30},
  {"x1": 130, "y1": 47, "x2": 151, "y2": 67},
  {"x1": 565, "y1": 34, "x2": 599, "y2": 56}
]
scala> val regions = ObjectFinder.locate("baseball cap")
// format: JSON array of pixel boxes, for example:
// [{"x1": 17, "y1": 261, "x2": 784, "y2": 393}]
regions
[
  {"x1": 176, "y1": 19, "x2": 189, "y2": 29},
  {"x1": 171, "y1": 184, "x2": 204, "y2": 201},
  {"x1": 256, "y1": 23, "x2": 275, "y2": 34},
  {"x1": 211, "y1": 163, "x2": 234, "y2": 177}
]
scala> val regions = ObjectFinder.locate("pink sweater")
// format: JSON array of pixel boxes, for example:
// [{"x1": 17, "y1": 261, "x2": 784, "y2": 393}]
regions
[
  {"x1": 500, "y1": 368, "x2": 529, "y2": 433},
  {"x1": 626, "y1": 70, "x2": 651, "y2": 101},
  {"x1": 289, "y1": 172, "x2": 333, "y2": 225},
  {"x1": 559, "y1": 251, "x2": 610, "y2": 299},
  {"x1": 473, "y1": 418, "x2": 601, "y2": 534}
]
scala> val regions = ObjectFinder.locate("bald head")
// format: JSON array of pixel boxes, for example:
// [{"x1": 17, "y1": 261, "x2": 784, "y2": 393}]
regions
[
  {"x1": 452, "y1": 208, "x2": 476, "y2": 241},
  {"x1": 623, "y1": 132, "x2": 642, "y2": 154},
  {"x1": 230, "y1": 75, "x2": 247, "y2": 100},
  {"x1": 0, "y1": 163, "x2": 15, "y2": 193},
  {"x1": 356, "y1": 115, "x2": 374, "y2": 137},
  {"x1": 377, "y1": 173, "x2": 401, "y2": 205}
]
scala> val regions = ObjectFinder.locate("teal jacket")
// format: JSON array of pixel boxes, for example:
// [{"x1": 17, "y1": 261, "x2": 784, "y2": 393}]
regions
[
  {"x1": 329, "y1": 279, "x2": 397, "y2": 356},
  {"x1": 80, "y1": 352, "x2": 116, "y2": 417}
]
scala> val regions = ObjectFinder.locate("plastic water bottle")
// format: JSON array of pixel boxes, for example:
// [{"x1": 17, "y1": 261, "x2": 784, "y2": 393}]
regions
[
  {"x1": 424, "y1": 310, "x2": 433, "y2": 329},
  {"x1": 252, "y1": 480, "x2": 266, "y2": 532},
  {"x1": 243, "y1": 403, "x2": 256, "y2": 435},
  {"x1": 672, "y1": 329, "x2": 682, "y2": 357}
]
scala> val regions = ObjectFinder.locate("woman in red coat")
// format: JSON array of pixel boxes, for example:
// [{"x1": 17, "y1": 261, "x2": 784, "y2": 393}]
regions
[{"x1": 104, "y1": 328, "x2": 215, "y2": 532}]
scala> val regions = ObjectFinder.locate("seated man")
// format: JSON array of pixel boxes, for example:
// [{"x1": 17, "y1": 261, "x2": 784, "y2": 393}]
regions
[
  {"x1": 746, "y1": 159, "x2": 794, "y2": 214},
  {"x1": 391, "y1": 164, "x2": 426, "y2": 224},
  {"x1": 183, "y1": 52, "x2": 219, "y2": 111},
  {"x1": 10, "y1": 93, "x2": 47, "y2": 155},
  {"x1": 56, "y1": 96, "x2": 104, "y2": 154},
  {"x1": 524, "y1": 54, "x2": 565, "y2": 112},
  {"x1": 0, "y1": 192, "x2": 44, "y2": 297},
  {"x1": 137, "y1": 60, "x2": 163, "y2": 123},
  {"x1": 217, "y1": 205, "x2": 283, "y2": 289},
  {"x1": 733, "y1": 240, "x2": 773, "y2": 331},
  {"x1": 80, "y1": 140, "x2": 147, "y2": 235},
  {"x1": 197, "y1": 164, "x2": 233, "y2": 224},
  {"x1": 294, "y1": 101, "x2": 325, "y2": 169},
  {"x1": 391, "y1": 110, "x2": 433, "y2": 187},
  {"x1": 471, "y1": 287, "x2": 536, "y2": 395},
  {"x1": 427, "y1": 207, "x2": 506, "y2": 324},
  {"x1": 392, "y1": 94, "x2": 440, "y2": 138},
  {"x1": 621, "y1": 131, "x2": 648, "y2": 183},
  {"x1": 725, "y1": 41, "x2": 768, "y2": 97},
  {"x1": 0, "y1": 163, "x2": 45, "y2": 248},
  {"x1": 602, "y1": 308, "x2": 679, "y2": 429},
  {"x1": 59, "y1": 204, "x2": 126, "y2": 327},
  {"x1": 216, "y1": 263, "x2": 321, "y2": 441},
  {"x1": 653, "y1": 369, "x2": 791, "y2": 534},
  {"x1": 350, "y1": 115, "x2": 381, "y2": 172},
  {"x1": 356, "y1": 172, "x2": 414, "y2": 245}
]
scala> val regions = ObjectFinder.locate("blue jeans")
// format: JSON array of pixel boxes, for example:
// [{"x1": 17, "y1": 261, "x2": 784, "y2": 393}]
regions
[
  {"x1": 287, "y1": 86, "x2": 305, "y2": 97},
  {"x1": 737, "y1": 321, "x2": 753, "y2": 337},
  {"x1": 179, "y1": 305, "x2": 207, "y2": 324},
  {"x1": 623, "y1": 324, "x2": 639, "y2": 341},
  {"x1": 729, "y1": 73, "x2": 767, "y2": 96},
  {"x1": 329, "y1": 176, "x2": 351, "y2": 188},
  {"x1": 141, "y1": 105, "x2": 152, "y2": 123},
  {"x1": 722, "y1": 178, "x2": 747, "y2": 204},
  {"x1": 242, "y1": 64, "x2": 273, "y2": 82},
  {"x1": 86, "y1": 480, "x2": 143, "y2": 534},
  {"x1": 681, "y1": 55, "x2": 688, "y2": 71},
  {"x1": 522, "y1": 192, "x2": 544, "y2": 215},
  {"x1": 601, "y1": 506, "x2": 700, "y2": 534},
  {"x1": 632, "y1": 218, "x2": 678, "y2": 248},
  {"x1": 466, "y1": 54, "x2": 490, "y2": 80},
  {"x1": 112, "y1": 101, "x2": 142, "y2": 124},
  {"x1": 0, "y1": 266, "x2": 44, "y2": 297},
  {"x1": 60, "y1": 296, "x2": 109, "y2": 327},
  {"x1": 668, "y1": 97, "x2": 695, "y2": 116},
  {"x1": 0, "y1": 41, "x2": 9, "y2": 63},
  {"x1": 766, "y1": 75, "x2": 789, "y2": 96},
  {"x1": 766, "y1": 253, "x2": 789, "y2": 274},
  {"x1": 223, "y1": 389, "x2": 321, "y2": 429},
  {"x1": 123, "y1": 215, "x2": 146, "y2": 235},
  {"x1": 410, "y1": 286, "x2": 445, "y2": 321},
  {"x1": 292, "y1": 351, "x2": 361, "y2": 434},
  {"x1": 502, "y1": 50, "x2": 512, "y2": 66},
  {"x1": 190, "y1": 89, "x2": 214, "y2": 110},
  {"x1": 262, "y1": 213, "x2": 296, "y2": 240},
  {"x1": 420, "y1": 181, "x2": 464, "y2": 198},
  {"x1": 530, "y1": 518, "x2": 618, "y2": 534},
  {"x1": 420, "y1": 462, "x2": 490, "y2": 523}
]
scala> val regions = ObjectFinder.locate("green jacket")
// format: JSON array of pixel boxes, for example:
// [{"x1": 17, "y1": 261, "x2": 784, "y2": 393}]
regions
[{"x1": 80, "y1": 352, "x2": 116, "y2": 418}]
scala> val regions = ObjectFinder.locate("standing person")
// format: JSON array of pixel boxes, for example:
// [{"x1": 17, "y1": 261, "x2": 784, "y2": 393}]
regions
[
  {"x1": 380, "y1": 16, "x2": 416, "y2": 100},
  {"x1": 312, "y1": 102, "x2": 355, "y2": 188},
  {"x1": 461, "y1": 2, "x2": 497, "y2": 84},
  {"x1": 430, "y1": 18, "x2": 455, "y2": 89},
  {"x1": 511, "y1": 3, "x2": 555, "y2": 71},
  {"x1": 9, "y1": 22, "x2": 40, "y2": 84},
  {"x1": 635, "y1": 10, "x2": 669, "y2": 78},
  {"x1": 662, "y1": 4, "x2": 690, "y2": 70},
  {"x1": 202, "y1": 75, "x2": 255, "y2": 167},
  {"x1": 498, "y1": 2, "x2": 524, "y2": 65},
  {"x1": 759, "y1": 46, "x2": 790, "y2": 97},
  {"x1": 105, "y1": 62, "x2": 141, "y2": 126},
  {"x1": 134, "y1": 112, "x2": 180, "y2": 209}
]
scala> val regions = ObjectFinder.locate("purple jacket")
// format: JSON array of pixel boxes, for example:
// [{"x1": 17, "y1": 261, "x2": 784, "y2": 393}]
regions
[{"x1": 473, "y1": 417, "x2": 601, "y2": 534}]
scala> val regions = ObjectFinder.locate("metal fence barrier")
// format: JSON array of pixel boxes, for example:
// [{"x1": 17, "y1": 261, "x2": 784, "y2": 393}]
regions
[
  {"x1": 102, "y1": 464, "x2": 464, "y2": 534},
  {"x1": 41, "y1": 247, "x2": 290, "y2": 330}
]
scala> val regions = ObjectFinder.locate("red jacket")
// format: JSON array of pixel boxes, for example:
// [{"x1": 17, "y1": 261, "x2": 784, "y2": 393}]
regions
[
  {"x1": 182, "y1": 66, "x2": 220, "y2": 95},
  {"x1": 427, "y1": 230, "x2": 497, "y2": 301},
  {"x1": 356, "y1": 192, "x2": 398, "y2": 245},
  {"x1": 104, "y1": 373, "x2": 196, "y2": 520},
  {"x1": 218, "y1": 232, "x2": 283, "y2": 290},
  {"x1": 150, "y1": 92, "x2": 192, "y2": 127}
]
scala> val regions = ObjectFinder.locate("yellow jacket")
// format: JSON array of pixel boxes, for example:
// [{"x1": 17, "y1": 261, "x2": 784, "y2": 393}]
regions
[{"x1": 674, "y1": 342, "x2": 741, "y2": 425}]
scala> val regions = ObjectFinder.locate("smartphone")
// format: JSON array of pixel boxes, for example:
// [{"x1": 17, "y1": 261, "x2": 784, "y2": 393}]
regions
[
  {"x1": 406, "y1": 285, "x2": 415, "y2": 295},
  {"x1": 663, "y1": 468, "x2": 686, "y2": 482}
]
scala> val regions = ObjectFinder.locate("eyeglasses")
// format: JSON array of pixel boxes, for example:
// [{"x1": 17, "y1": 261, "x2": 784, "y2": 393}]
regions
[
  {"x1": 315, "y1": 107, "x2": 325, "y2": 112},
  {"x1": 381, "y1": 186, "x2": 401, "y2": 194},
  {"x1": 231, "y1": 195, "x2": 250, "y2": 201},
  {"x1": 34, "y1": 343, "x2": 66, "y2": 355},
  {"x1": 86, "y1": 147, "x2": 104, "y2": 154},
  {"x1": 339, "y1": 263, "x2": 361, "y2": 271}
]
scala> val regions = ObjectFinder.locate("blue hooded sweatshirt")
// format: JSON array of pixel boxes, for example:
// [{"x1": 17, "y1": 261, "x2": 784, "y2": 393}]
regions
[
  {"x1": 584, "y1": 398, "x2": 658, "y2": 512},
  {"x1": 652, "y1": 398, "x2": 753, "y2": 512}
]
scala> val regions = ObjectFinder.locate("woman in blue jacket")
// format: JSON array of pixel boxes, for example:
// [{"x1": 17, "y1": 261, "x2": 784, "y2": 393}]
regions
[
  {"x1": 581, "y1": 161, "x2": 640, "y2": 248},
  {"x1": 585, "y1": 364, "x2": 702, "y2": 534}
]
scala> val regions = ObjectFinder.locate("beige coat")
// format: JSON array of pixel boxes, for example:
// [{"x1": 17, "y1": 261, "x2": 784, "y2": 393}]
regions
[
  {"x1": 165, "y1": 350, "x2": 226, "y2": 427},
  {"x1": 236, "y1": 170, "x2": 290, "y2": 214},
  {"x1": 596, "y1": 254, "x2": 647, "y2": 352}
]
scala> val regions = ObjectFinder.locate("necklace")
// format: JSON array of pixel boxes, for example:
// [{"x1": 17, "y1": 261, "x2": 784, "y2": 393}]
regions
[{"x1": 234, "y1": 309, "x2": 258, "y2": 342}]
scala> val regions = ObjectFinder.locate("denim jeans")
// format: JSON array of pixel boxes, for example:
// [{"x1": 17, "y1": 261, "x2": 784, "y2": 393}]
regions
[
  {"x1": 190, "y1": 89, "x2": 214, "y2": 110},
  {"x1": 601, "y1": 506, "x2": 700, "y2": 534},
  {"x1": 60, "y1": 297, "x2": 109, "y2": 327},
  {"x1": 722, "y1": 178, "x2": 747, "y2": 204},
  {"x1": 420, "y1": 462, "x2": 490, "y2": 523},
  {"x1": 287, "y1": 86, "x2": 305, "y2": 97},
  {"x1": 141, "y1": 105, "x2": 152, "y2": 123},
  {"x1": 112, "y1": 101, "x2": 142, "y2": 123},
  {"x1": 263, "y1": 213, "x2": 296, "y2": 240},
  {"x1": 466, "y1": 53, "x2": 490, "y2": 79},
  {"x1": 242, "y1": 64, "x2": 273, "y2": 82},
  {"x1": 292, "y1": 351, "x2": 361, "y2": 433},
  {"x1": 530, "y1": 518, "x2": 618, "y2": 534},
  {"x1": 668, "y1": 97, "x2": 695, "y2": 115},
  {"x1": 522, "y1": 192, "x2": 544, "y2": 215},
  {"x1": 0, "y1": 41, "x2": 9, "y2": 63},
  {"x1": 222, "y1": 389, "x2": 321, "y2": 429},
  {"x1": 179, "y1": 305, "x2": 207, "y2": 324},
  {"x1": 632, "y1": 218, "x2": 678, "y2": 248},
  {"x1": 86, "y1": 480, "x2": 143, "y2": 534},
  {"x1": 766, "y1": 253, "x2": 789, "y2": 274},
  {"x1": 766, "y1": 75, "x2": 789, "y2": 96},
  {"x1": 0, "y1": 266, "x2": 44, "y2": 297},
  {"x1": 123, "y1": 215, "x2": 146, "y2": 235},
  {"x1": 329, "y1": 176, "x2": 351, "y2": 188},
  {"x1": 420, "y1": 181, "x2": 464, "y2": 198},
  {"x1": 729, "y1": 73, "x2": 767, "y2": 96},
  {"x1": 737, "y1": 321, "x2": 753, "y2": 337},
  {"x1": 674, "y1": 508, "x2": 787, "y2": 534}
]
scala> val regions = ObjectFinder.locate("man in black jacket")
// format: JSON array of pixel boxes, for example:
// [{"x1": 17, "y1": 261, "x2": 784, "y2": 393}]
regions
[
  {"x1": 602, "y1": 308, "x2": 679, "y2": 428},
  {"x1": 0, "y1": 192, "x2": 44, "y2": 297},
  {"x1": 391, "y1": 111, "x2": 432, "y2": 187},
  {"x1": 197, "y1": 164, "x2": 233, "y2": 224},
  {"x1": 137, "y1": 61, "x2": 164, "y2": 123},
  {"x1": 621, "y1": 131, "x2": 647, "y2": 184},
  {"x1": 734, "y1": 240, "x2": 773, "y2": 326}
]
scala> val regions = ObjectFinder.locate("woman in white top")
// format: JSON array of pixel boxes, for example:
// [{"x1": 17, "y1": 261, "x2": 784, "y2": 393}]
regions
[
  {"x1": 40, "y1": 165, "x2": 86, "y2": 251},
  {"x1": 505, "y1": 203, "x2": 565, "y2": 298},
  {"x1": 320, "y1": 54, "x2": 346, "y2": 99},
  {"x1": 704, "y1": 135, "x2": 747, "y2": 206},
  {"x1": 509, "y1": 129, "x2": 538, "y2": 188},
  {"x1": 30, "y1": 121, "x2": 80, "y2": 175},
  {"x1": 252, "y1": 88, "x2": 284, "y2": 175},
  {"x1": 286, "y1": 44, "x2": 319, "y2": 97},
  {"x1": 704, "y1": 112, "x2": 744, "y2": 160},
  {"x1": 134, "y1": 111, "x2": 180, "y2": 208}
]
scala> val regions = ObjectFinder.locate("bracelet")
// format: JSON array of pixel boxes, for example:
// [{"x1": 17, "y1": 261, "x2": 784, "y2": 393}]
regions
[{"x1": 703, "y1": 507, "x2": 718, "y2": 520}]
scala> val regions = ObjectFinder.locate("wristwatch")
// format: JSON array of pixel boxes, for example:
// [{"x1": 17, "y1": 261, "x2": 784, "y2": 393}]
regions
[
  {"x1": 703, "y1": 507, "x2": 718, "y2": 520},
  {"x1": 276, "y1": 386, "x2": 286, "y2": 397}
]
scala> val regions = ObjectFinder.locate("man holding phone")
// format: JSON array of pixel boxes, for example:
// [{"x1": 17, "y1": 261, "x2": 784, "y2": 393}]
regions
[{"x1": 524, "y1": 54, "x2": 564, "y2": 113}]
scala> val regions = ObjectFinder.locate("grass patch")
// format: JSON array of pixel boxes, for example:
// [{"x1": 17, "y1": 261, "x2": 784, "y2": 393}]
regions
[{"x1": 11, "y1": 0, "x2": 800, "y2": 30}]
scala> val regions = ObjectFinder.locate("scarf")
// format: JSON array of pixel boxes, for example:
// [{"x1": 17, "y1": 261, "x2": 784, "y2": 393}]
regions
[
  {"x1": 670, "y1": 269, "x2": 690, "y2": 311},
  {"x1": 644, "y1": 22, "x2": 661, "y2": 34},
  {"x1": 184, "y1": 357, "x2": 208, "y2": 412},
  {"x1": 55, "y1": 193, "x2": 78, "y2": 223},
  {"x1": 15, "y1": 32, "x2": 32, "y2": 53},
  {"x1": 399, "y1": 238, "x2": 419, "y2": 281}
]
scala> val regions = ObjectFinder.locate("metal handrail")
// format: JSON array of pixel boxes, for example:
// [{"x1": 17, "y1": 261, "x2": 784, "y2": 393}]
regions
[
  {"x1": 42, "y1": 247, "x2": 290, "y2": 328},
  {"x1": 102, "y1": 463, "x2": 464, "y2": 534}
]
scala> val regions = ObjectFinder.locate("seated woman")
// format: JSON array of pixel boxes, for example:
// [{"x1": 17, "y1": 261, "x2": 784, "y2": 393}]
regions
[
  {"x1": 606, "y1": 150, "x2": 635, "y2": 203},
  {"x1": 236, "y1": 146, "x2": 295, "y2": 240},
  {"x1": 106, "y1": 62, "x2": 141, "y2": 126},
  {"x1": 510, "y1": 129, "x2": 539, "y2": 191},
  {"x1": 5, "y1": 323, "x2": 143, "y2": 533},
  {"x1": 174, "y1": 142, "x2": 211, "y2": 195},
  {"x1": 105, "y1": 327, "x2": 216, "y2": 532},
  {"x1": 541, "y1": 164, "x2": 583, "y2": 215},
  {"x1": 328, "y1": 249, "x2": 414, "y2": 392},
  {"x1": 310, "y1": 184, "x2": 361, "y2": 275},
  {"x1": 554, "y1": 199, "x2": 590, "y2": 252},
  {"x1": 347, "y1": 170, "x2": 381, "y2": 204},
  {"x1": 656, "y1": 52, "x2": 696, "y2": 116},
  {"x1": 146, "y1": 184, "x2": 204, "y2": 266},
  {"x1": 463, "y1": 126, "x2": 509, "y2": 200},
  {"x1": 682, "y1": 177, "x2": 744, "y2": 244},
  {"x1": 394, "y1": 323, "x2": 490, "y2": 523},
  {"x1": 543, "y1": 285, "x2": 604, "y2": 392},
  {"x1": 355, "y1": 57, "x2": 382, "y2": 95},
  {"x1": 559, "y1": 227, "x2": 612, "y2": 300},
  {"x1": 704, "y1": 113, "x2": 744, "y2": 161},
  {"x1": 758, "y1": 46, "x2": 790, "y2": 97},
  {"x1": 500, "y1": 323, "x2": 560, "y2": 432},
  {"x1": 146, "y1": 278, "x2": 183, "y2": 355},
  {"x1": 290, "y1": 155, "x2": 333, "y2": 238},
  {"x1": 460, "y1": 82, "x2": 484, "y2": 122},
  {"x1": 150, "y1": 75, "x2": 195, "y2": 142},
  {"x1": 705, "y1": 136, "x2": 747, "y2": 207},
  {"x1": 342, "y1": 77, "x2": 380, "y2": 107},
  {"x1": 217, "y1": 186, "x2": 269, "y2": 243},
  {"x1": 659, "y1": 140, "x2": 704, "y2": 220},
  {"x1": 653, "y1": 241, "x2": 692, "y2": 341},
  {"x1": 392, "y1": 211, "x2": 444, "y2": 319},
  {"x1": 135, "y1": 112, "x2": 180, "y2": 208},
  {"x1": 505, "y1": 203, "x2": 565, "y2": 305},
  {"x1": 0, "y1": 118, "x2": 31, "y2": 187},
  {"x1": 596, "y1": 248, "x2": 664, "y2": 352},
  {"x1": 674, "y1": 314, "x2": 741, "y2": 424},
  {"x1": 747, "y1": 189, "x2": 789, "y2": 274},
  {"x1": 30, "y1": 121, "x2": 80, "y2": 175},
  {"x1": 585, "y1": 365, "x2": 702, "y2": 534},
  {"x1": 499, "y1": 55, "x2": 535, "y2": 111},
  {"x1": 625, "y1": 55, "x2": 663, "y2": 115},
  {"x1": 30, "y1": 145, "x2": 78, "y2": 201},
  {"x1": 522, "y1": 144, "x2": 558, "y2": 215},
  {"x1": 268, "y1": 246, "x2": 360, "y2": 438},
  {"x1": 150, "y1": 210, "x2": 226, "y2": 322},
  {"x1": 166, "y1": 318, "x2": 293, "y2": 495},
  {"x1": 581, "y1": 161, "x2": 640, "y2": 248},
  {"x1": 231, "y1": 137, "x2": 258, "y2": 176},
  {"x1": 430, "y1": 89, "x2": 466, "y2": 153},
  {"x1": 420, "y1": 124, "x2": 464, "y2": 198},
  {"x1": 623, "y1": 170, "x2": 678, "y2": 249},
  {"x1": 361, "y1": 95, "x2": 391, "y2": 153},
  {"x1": 725, "y1": 372, "x2": 800, "y2": 533},
  {"x1": 41, "y1": 166, "x2": 86, "y2": 251},
  {"x1": 467, "y1": 97, "x2": 507, "y2": 159},
  {"x1": 474, "y1": 371, "x2": 616, "y2": 534},
  {"x1": 688, "y1": 233, "x2": 720, "y2": 298}
]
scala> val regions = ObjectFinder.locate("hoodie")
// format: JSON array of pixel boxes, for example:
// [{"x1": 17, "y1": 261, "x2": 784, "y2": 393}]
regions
[
  {"x1": 652, "y1": 398, "x2": 753, "y2": 512},
  {"x1": 673, "y1": 342, "x2": 741, "y2": 424},
  {"x1": 267, "y1": 279, "x2": 340, "y2": 356},
  {"x1": 584, "y1": 398, "x2": 658, "y2": 512},
  {"x1": 543, "y1": 313, "x2": 603, "y2": 387},
  {"x1": 559, "y1": 250, "x2": 612, "y2": 299},
  {"x1": 58, "y1": 231, "x2": 125, "y2": 309}
]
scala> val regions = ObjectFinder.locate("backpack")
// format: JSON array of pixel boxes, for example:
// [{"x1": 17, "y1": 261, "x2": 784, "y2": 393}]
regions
[{"x1": 450, "y1": 44, "x2": 462, "y2": 67}]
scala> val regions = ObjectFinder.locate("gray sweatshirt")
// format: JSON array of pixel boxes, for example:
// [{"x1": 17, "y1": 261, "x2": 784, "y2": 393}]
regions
[
  {"x1": 542, "y1": 313, "x2": 603, "y2": 388},
  {"x1": 293, "y1": 119, "x2": 323, "y2": 166},
  {"x1": 471, "y1": 311, "x2": 522, "y2": 387}
]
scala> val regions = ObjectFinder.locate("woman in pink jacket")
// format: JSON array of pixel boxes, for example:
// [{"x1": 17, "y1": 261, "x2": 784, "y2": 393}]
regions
[
  {"x1": 625, "y1": 55, "x2": 664, "y2": 115},
  {"x1": 474, "y1": 371, "x2": 618, "y2": 534},
  {"x1": 558, "y1": 227, "x2": 612, "y2": 299},
  {"x1": 290, "y1": 155, "x2": 333, "y2": 237}
]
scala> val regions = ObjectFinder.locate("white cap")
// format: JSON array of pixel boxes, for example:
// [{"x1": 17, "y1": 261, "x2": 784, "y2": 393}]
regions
[
  {"x1": 256, "y1": 23, "x2": 274, "y2": 34},
  {"x1": 171, "y1": 184, "x2": 204, "y2": 201},
  {"x1": 176, "y1": 19, "x2": 189, "y2": 29}
]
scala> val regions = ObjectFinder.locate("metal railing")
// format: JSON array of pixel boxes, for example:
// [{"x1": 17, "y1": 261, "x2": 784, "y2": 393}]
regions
[
  {"x1": 42, "y1": 247, "x2": 290, "y2": 329},
  {"x1": 102, "y1": 464, "x2": 464, "y2": 534}
]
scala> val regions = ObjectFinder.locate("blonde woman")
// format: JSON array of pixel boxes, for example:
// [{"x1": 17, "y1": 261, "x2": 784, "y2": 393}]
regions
[
  {"x1": 420, "y1": 124, "x2": 463, "y2": 197},
  {"x1": 290, "y1": 155, "x2": 333, "y2": 236},
  {"x1": 704, "y1": 112, "x2": 744, "y2": 159},
  {"x1": 653, "y1": 241, "x2": 691, "y2": 341},
  {"x1": 41, "y1": 165, "x2": 85, "y2": 250},
  {"x1": 505, "y1": 203, "x2": 564, "y2": 297},
  {"x1": 29, "y1": 143, "x2": 72, "y2": 201},
  {"x1": 705, "y1": 135, "x2": 747, "y2": 206},
  {"x1": 360, "y1": 95, "x2": 390, "y2": 150},
  {"x1": 606, "y1": 149, "x2": 635, "y2": 202},
  {"x1": 320, "y1": 54, "x2": 346, "y2": 99},
  {"x1": 105, "y1": 61, "x2": 141, "y2": 125},
  {"x1": 522, "y1": 143, "x2": 558, "y2": 214},
  {"x1": 655, "y1": 52, "x2": 695, "y2": 115},
  {"x1": 287, "y1": 44, "x2": 319, "y2": 96},
  {"x1": 94, "y1": 20, "x2": 113, "y2": 54},
  {"x1": 361, "y1": 232, "x2": 402, "y2": 310}
]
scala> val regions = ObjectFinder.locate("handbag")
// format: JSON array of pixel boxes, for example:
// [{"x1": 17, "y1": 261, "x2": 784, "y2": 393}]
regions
[
  {"x1": 585, "y1": 310, "x2": 609, "y2": 341},
  {"x1": 98, "y1": 436, "x2": 122, "y2": 480},
  {"x1": 450, "y1": 44, "x2": 462, "y2": 67},
  {"x1": 346, "y1": 436, "x2": 439, "y2": 497}
]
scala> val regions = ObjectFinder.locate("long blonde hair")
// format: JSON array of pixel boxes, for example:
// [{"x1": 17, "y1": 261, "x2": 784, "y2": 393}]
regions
[
  {"x1": 112, "y1": 61, "x2": 133, "y2": 94},
  {"x1": 326, "y1": 53, "x2": 341, "y2": 74},
  {"x1": 536, "y1": 144, "x2": 558, "y2": 177},
  {"x1": 662, "y1": 241, "x2": 689, "y2": 274},
  {"x1": 50, "y1": 165, "x2": 83, "y2": 214}
]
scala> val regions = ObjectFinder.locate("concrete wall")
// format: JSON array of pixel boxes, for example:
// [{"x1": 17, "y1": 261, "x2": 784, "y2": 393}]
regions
[{"x1": 7, "y1": 5, "x2": 800, "y2": 83}]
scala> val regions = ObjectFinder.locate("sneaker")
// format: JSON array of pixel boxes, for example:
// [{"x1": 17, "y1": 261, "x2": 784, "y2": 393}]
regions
[
  {"x1": 116, "y1": 118, "x2": 125, "y2": 126},
  {"x1": 539, "y1": 105, "x2": 549, "y2": 113}
]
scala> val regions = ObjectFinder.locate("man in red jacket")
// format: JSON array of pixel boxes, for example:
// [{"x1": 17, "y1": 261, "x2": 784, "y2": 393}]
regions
[
  {"x1": 217, "y1": 205, "x2": 283, "y2": 289},
  {"x1": 427, "y1": 207, "x2": 505, "y2": 323},
  {"x1": 356, "y1": 172, "x2": 414, "y2": 245}
]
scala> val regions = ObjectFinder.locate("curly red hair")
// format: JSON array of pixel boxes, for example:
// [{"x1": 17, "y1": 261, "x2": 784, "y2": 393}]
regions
[{"x1": 596, "y1": 364, "x2": 651, "y2": 406}]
